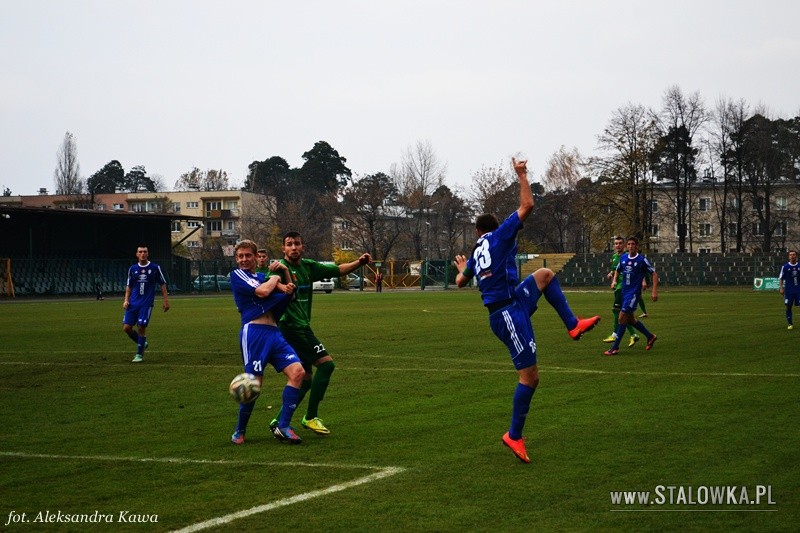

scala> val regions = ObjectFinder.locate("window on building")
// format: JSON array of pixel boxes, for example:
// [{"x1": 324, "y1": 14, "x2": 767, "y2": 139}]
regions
[
  {"x1": 207, "y1": 220, "x2": 222, "y2": 232},
  {"x1": 171, "y1": 221, "x2": 182, "y2": 232},
  {"x1": 699, "y1": 223, "x2": 712, "y2": 237},
  {"x1": 775, "y1": 221, "x2": 788, "y2": 237},
  {"x1": 225, "y1": 221, "x2": 236, "y2": 231},
  {"x1": 172, "y1": 202, "x2": 181, "y2": 213},
  {"x1": 186, "y1": 241, "x2": 200, "y2": 248},
  {"x1": 729, "y1": 198, "x2": 739, "y2": 210},
  {"x1": 698, "y1": 248, "x2": 712, "y2": 254},
  {"x1": 699, "y1": 197, "x2": 711, "y2": 212},
  {"x1": 648, "y1": 224, "x2": 659, "y2": 236},
  {"x1": 776, "y1": 197, "x2": 788, "y2": 211},
  {"x1": 224, "y1": 200, "x2": 238, "y2": 210},
  {"x1": 113, "y1": 203, "x2": 125, "y2": 211},
  {"x1": 205, "y1": 201, "x2": 222, "y2": 216},
  {"x1": 187, "y1": 221, "x2": 201, "y2": 229},
  {"x1": 727, "y1": 223, "x2": 738, "y2": 238},
  {"x1": 186, "y1": 201, "x2": 199, "y2": 209},
  {"x1": 649, "y1": 200, "x2": 659, "y2": 213},
  {"x1": 753, "y1": 222, "x2": 765, "y2": 236},
  {"x1": 753, "y1": 196, "x2": 764, "y2": 212}
]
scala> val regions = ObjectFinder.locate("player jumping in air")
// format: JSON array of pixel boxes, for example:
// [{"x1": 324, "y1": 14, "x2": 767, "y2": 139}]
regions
[{"x1": 454, "y1": 157, "x2": 601, "y2": 463}]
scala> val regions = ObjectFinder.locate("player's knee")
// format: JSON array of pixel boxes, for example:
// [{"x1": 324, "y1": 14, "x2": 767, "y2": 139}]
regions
[{"x1": 286, "y1": 364, "x2": 305, "y2": 386}]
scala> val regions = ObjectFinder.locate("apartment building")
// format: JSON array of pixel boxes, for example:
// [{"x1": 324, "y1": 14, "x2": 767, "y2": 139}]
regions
[{"x1": 0, "y1": 189, "x2": 273, "y2": 254}]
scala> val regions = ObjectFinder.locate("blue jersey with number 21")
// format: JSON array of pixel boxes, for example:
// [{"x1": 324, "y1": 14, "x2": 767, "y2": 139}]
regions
[{"x1": 464, "y1": 212, "x2": 522, "y2": 307}]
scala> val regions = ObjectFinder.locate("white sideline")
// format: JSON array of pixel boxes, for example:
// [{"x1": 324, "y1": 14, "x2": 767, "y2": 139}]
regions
[
  {"x1": 0, "y1": 452, "x2": 405, "y2": 532},
  {"x1": 0, "y1": 359, "x2": 798, "y2": 378},
  {"x1": 173, "y1": 467, "x2": 404, "y2": 532}
]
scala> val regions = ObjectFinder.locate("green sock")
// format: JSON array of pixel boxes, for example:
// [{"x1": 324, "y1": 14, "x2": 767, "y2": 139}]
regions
[
  {"x1": 639, "y1": 300, "x2": 647, "y2": 313},
  {"x1": 306, "y1": 361, "x2": 335, "y2": 420},
  {"x1": 612, "y1": 309, "x2": 619, "y2": 331}
]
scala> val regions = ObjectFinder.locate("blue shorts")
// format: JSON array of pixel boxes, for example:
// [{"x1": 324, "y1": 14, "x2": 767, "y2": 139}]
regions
[
  {"x1": 487, "y1": 275, "x2": 541, "y2": 370},
  {"x1": 620, "y1": 290, "x2": 641, "y2": 314},
  {"x1": 785, "y1": 291, "x2": 800, "y2": 307},
  {"x1": 239, "y1": 323, "x2": 301, "y2": 376},
  {"x1": 123, "y1": 305, "x2": 153, "y2": 327}
]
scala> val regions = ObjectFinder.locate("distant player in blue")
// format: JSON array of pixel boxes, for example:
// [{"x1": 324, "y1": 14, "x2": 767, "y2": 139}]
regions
[
  {"x1": 604, "y1": 236, "x2": 658, "y2": 355},
  {"x1": 779, "y1": 249, "x2": 800, "y2": 330},
  {"x1": 123, "y1": 246, "x2": 169, "y2": 363},
  {"x1": 454, "y1": 157, "x2": 601, "y2": 464},
  {"x1": 229, "y1": 239, "x2": 306, "y2": 446}
]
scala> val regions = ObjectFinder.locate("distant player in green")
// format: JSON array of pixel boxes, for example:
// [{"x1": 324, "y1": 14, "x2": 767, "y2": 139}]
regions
[
  {"x1": 272, "y1": 231, "x2": 372, "y2": 435},
  {"x1": 603, "y1": 236, "x2": 639, "y2": 348},
  {"x1": 255, "y1": 249, "x2": 270, "y2": 275}
]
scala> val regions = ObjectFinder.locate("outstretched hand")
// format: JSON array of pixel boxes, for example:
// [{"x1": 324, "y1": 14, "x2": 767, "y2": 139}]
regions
[{"x1": 512, "y1": 157, "x2": 528, "y2": 175}]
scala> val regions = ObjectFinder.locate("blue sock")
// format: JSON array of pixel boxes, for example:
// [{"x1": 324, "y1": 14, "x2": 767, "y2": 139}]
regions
[
  {"x1": 127, "y1": 331, "x2": 139, "y2": 343},
  {"x1": 278, "y1": 385, "x2": 301, "y2": 428},
  {"x1": 509, "y1": 383, "x2": 536, "y2": 440},
  {"x1": 633, "y1": 321, "x2": 653, "y2": 339},
  {"x1": 787, "y1": 308, "x2": 793, "y2": 325},
  {"x1": 235, "y1": 401, "x2": 255, "y2": 433},
  {"x1": 611, "y1": 324, "x2": 626, "y2": 350},
  {"x1": 137, "y1": 336, "x2": 147, "y2": 355},
  {"x1": 542, "y1": 276, "x2": 578, "y2": 330}
]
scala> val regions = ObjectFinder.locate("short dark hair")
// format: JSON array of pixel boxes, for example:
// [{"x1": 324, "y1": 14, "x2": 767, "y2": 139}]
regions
[
  {"x1": 475, "y1": 214, "x2": 500, "y2": 234},
  {"x1": 626, "y1": 236, "x2": 639, "y2": 245},
  {"x1": 282, "y1": 231, "x2": 302, "y2": 244}
]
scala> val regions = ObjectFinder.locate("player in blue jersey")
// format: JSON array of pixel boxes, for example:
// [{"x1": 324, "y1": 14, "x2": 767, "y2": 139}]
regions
[
  {"x1": 123, "y1": 246, "x2": 169, "y2": 363},
  {"x1": 779, "y1": 249, "x2": 800, "y2": 330},
  {"x1": 454, "y1": 157, "x2": 601, "y2": 463},
  {"x1": 603, "y1": 236, "x2": 658, "y2": 356},
  {"x1": 229, "y1": 239, "x2": 306, "y2": 445}
]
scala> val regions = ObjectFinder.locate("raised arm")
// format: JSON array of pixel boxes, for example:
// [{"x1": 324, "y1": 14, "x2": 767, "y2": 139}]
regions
[
  {"x1": 338, "y1": 253, "x2": 372, "y2": 275},
  {"x1": 513, "y1": 157, "x2": 534, "y2": 223}
]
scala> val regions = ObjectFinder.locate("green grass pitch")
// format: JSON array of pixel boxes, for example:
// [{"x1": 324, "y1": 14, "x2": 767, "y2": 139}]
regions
[{"x1": 0, "y1": 288, "x2": 798, "y2": 531}]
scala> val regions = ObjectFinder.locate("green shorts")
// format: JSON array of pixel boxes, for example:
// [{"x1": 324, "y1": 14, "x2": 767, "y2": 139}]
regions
[{"x1": 279, "y1": 326, "x2": 328, "y2": 369}]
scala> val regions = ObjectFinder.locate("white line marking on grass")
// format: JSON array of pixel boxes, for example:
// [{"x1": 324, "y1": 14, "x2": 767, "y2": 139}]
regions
[
  {"x1": 0, "y1": 451, "x2": 394, "y2": 472},
  {"x1": 2, "y1": 360, "x2": 798, "y2": 378},
  {"x1": 173, "y1": 467, "x2": 404, "y2": 532},
  {"x1": 0, "y1": 451, "x2": 405, "y2": 532}
]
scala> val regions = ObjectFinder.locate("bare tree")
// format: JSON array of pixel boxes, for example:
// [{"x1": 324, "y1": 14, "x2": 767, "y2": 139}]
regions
[
  {"x1": 590, "y1": 103, "x2": 659, "y2": 244},
  {"x1": 174, "y1": 167, "x2": 230, "y2": 191},
  {"x1": 54, "y1": 131, "x2": 82, "y2": 195},
  {"x1": 390, "y1": 140, "x2": 447, "y2": 258},
  {"x1": 543, "y1": 146, "x2": 583, "y2": 192},
  {"x1": 708, "y1": 97, "x2": 749, "y2": 252},
  {"x1": 652, "y1": 86, "x2": 709, "y2": 252},
  {"x1": 468, "y1": 163, "x2": 516, "y2": 220},
  {"x1": 536, "y1": 146, "x2": 588, "y2": 251}
]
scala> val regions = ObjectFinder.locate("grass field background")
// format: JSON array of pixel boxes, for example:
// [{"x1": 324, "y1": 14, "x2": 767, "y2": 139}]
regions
[{"x1": 0, "y1": 288, "x2": 798, "y2": 532}]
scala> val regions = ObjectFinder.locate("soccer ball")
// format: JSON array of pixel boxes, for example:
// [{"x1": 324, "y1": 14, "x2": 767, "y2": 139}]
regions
[{"x1": 229, "y1": 373, "x2": 261, "y2": 404}]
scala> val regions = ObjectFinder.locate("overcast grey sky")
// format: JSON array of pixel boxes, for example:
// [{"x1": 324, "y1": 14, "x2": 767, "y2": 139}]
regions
[{"x1": 1, "y1": 0, "x2": 798, "y2": 197}]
